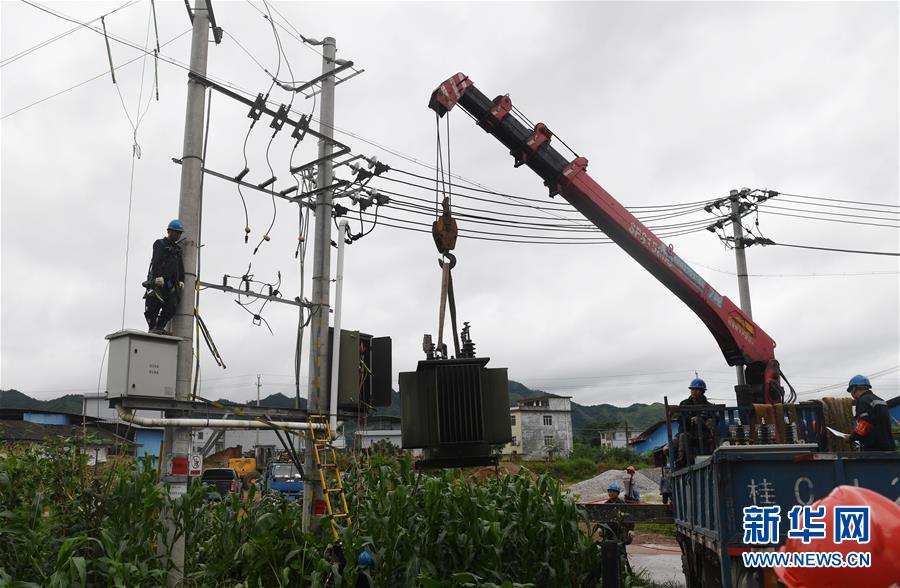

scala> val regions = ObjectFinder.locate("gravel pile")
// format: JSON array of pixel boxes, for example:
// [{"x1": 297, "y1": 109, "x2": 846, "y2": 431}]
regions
[
  {"x1": 568, "y1": 469, "x2": 660, "y2": 503},
  {"x1": 640, "y1": 467, "x2": 663, "y2": 486}
]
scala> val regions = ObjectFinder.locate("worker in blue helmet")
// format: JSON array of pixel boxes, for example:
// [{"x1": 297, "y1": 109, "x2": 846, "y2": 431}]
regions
[
  {"x1": 143, "y1": 219, "x2": 185, "y2": 334},
  {"x1": 675, "y1": 378, "x2": 715, "y2": 467},
  {"x1": 846, "y1": 375, "x2": 894, "y2": 451},
  {"x1": 606, "y1": 482, "x2": 624, "y2": 503},
  {"x1": 603, "y1": 482, "x2": 635, "y2": 548}
]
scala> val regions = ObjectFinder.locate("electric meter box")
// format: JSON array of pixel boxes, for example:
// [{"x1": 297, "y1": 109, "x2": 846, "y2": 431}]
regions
[{"x1": 105, "y1": 330, "x2": 179, "y2": 399}]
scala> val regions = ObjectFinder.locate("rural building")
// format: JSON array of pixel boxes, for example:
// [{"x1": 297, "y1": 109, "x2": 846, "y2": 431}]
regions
[
  {"x1": 503, "y1": 395, "x2": 573, "y2": 460},
  {"x1": 595, "y1": 428, "x2": 633, "y2": 448},
  {"x1": 353, "y1": 415, "x2": 401, "y2": 450},
  {"x1": 629, "y1": 420, "x2": 680, "y2": 455},
  {"x1": 83, "y1": 393, "x2": 166, "y2": 462},
  {"x1": 0, "y1": 408, "x2": 135, "y2": 464}
]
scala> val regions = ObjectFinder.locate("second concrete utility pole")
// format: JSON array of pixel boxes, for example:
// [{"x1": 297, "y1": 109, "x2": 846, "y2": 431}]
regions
[{"x1": 730, "y1": 189, "x2": 753, "y2": 386}]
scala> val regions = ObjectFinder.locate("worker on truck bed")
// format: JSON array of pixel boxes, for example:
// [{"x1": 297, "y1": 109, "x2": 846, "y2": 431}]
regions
[
  {"x1": 675, "y1": 378, "x2": 715, "y2": 467},
  {"x1": 603, "y1": 483, "x2": 634, "y2": 545},
  {"x1": 847, "y1": 375, "x2": 894, "y2": 451},
  {"x1": 144, "y1": 219, "x2": 185, "y2": 335},
  {"x1": 622, "y1": 466, "x2": 640, "y2": 503}
]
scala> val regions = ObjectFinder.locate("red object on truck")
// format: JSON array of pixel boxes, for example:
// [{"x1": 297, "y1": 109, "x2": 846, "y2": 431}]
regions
[{"x1": 775, "y1": 485, "x2": 900, "y2": 588}]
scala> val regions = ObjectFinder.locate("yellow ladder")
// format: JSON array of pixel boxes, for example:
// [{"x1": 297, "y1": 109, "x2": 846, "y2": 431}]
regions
[{"x1": 309, "y1": 414, "x2": 351, "y2": 541}]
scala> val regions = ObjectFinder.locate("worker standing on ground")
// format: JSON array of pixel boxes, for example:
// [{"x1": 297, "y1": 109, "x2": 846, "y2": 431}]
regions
[
  {"x1": 847, "y1": 375, "x2": 894, "y2": 451},
  {"x1": 143, "y1": 219, "x2": 185, "y2": 334},
  {"x1": 659, "y1": 466, "x2": 672, "y2": 505},
  {"x1": 675, "y1": 378, "x2": 715, "y2": 466}
]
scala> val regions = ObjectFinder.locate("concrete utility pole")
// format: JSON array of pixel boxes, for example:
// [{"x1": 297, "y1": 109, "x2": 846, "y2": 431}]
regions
[
  {"x1": 164, "y1": 0, "x2": 209, "y2": 582},
  {"x1": 302, "y1": 37, "x2": 337, "y2": 532},
  {"x1": 256, "y1": 374, "x2": 261, "y2": 448},
  {"x1": 730, "y1": 189, "x2": 753, "y2": 387}
]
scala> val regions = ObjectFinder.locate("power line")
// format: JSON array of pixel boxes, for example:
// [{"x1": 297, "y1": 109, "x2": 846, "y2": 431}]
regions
[
  {"x1": 777, "y1": 197, "x2": 900, "y2": 216},
  {"x1": 1, "y1": 0, "x2": 142, "y2": 68},
  {"x1": 778, "y1": 192, "x2": 900, "y2": 210},
  {"x1": 767, "y1": 242, "x2": 900, "y2": 257},
  {"x1": 1, "y1": 28, "x2": 192, "y2": 120},
  {"x1": 681, "y1": 257, "x2": 899, "y2": 278},
  {"x1": 757, "y1": 209, "x2": 899, "y2": 229},
  {"x1": 796, "y1": 365, "x2": 900, "y2": 396},
  {"x1": 760, "y1": 202, "x2": 899, "y2": 223}
]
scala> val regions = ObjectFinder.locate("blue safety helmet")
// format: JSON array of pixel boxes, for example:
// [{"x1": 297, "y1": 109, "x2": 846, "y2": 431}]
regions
[
  {"x1": 846, "y1": 374, "x2": 871, "y2": 393},
  {"x1": 608, "y1": 483, "x2": 621, "y2": 492},
  {"x1": 167, "y1": 219, "x2": 185, "y2": 233},
  {"x1": 358, "y1": 550, "x2": 374, "y2": 568},
  {"x1": 688, "y1": 378, "x2": 707, "y2": 391}
]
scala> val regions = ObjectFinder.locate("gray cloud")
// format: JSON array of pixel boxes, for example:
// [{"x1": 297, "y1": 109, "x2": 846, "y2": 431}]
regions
[{"x1": 2, "y1": 2, "x2": 897, "y2": 407}]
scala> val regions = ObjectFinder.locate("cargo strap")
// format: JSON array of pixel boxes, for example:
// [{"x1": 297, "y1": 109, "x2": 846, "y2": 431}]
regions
[{"x1": 309, "y1": 414, "x2": 351, "y2": 542}]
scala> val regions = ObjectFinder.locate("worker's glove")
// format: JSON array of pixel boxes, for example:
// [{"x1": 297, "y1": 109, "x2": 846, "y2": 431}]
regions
[
  {"x1": 154, "y1": 277, "x2": 165, "y2": 287},
  {"x1": 177, "y1": 281, "x2": 184, "y2": 290}
]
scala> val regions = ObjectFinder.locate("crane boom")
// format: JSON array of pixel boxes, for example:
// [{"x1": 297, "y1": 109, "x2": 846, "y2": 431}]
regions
[{"x1": 430, "y1": 73, "x2": 783, "y2": 404}]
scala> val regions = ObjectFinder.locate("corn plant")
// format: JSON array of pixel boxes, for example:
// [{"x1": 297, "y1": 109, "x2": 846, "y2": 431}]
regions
[{"x1": 344, "y1": 457, "x2": 601, "y2": 587}]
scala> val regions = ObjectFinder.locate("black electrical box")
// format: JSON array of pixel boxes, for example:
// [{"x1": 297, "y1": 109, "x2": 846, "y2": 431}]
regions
[
  {"x1": 400, "y1": 356, "x2": 511, "y2": 469},
  {"x1": 327, "y1": 329, "x2": 392, "y2": 410}
]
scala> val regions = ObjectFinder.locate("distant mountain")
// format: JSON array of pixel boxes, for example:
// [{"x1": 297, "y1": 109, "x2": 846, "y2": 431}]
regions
[
  {"x1": 0, "y1": 389, "x2": 83, "y2": 414},
  {"x1": 369, "y1": 380, "x2": 664, "y2": 436},
  {"x1": 4, "y1": 380, "x2": 665, "y2": 437},
  {"x1": 220, "y1": 393, "x2": 307, "y2": 410},
  {"x1": 505, "y1": 380, "x2": 664, "y2": 433}
]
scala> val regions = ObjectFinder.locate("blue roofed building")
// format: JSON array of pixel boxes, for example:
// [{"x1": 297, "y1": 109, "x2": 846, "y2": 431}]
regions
[{"x1": 628, "y1": 420, "x2": 679, "y2": 455}]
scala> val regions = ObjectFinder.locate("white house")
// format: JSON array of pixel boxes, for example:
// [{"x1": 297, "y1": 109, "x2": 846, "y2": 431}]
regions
[{"x1": 502, "y1": 395, "x2": 573, "y2": 460}]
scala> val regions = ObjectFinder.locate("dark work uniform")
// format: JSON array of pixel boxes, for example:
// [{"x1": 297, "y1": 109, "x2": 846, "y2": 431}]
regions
[
  {"x1": 850, "y1": 390, "x2": 894, "y2": 451},
  {"x1": 603, "y1": 496, "x2": 635, "y2": 545},
  {"x1": 676, "y1": 394, "x2": 714, "y2": 466},
  {"x1": 144, "y1": 237, "x2": 184, "y2": 332}
]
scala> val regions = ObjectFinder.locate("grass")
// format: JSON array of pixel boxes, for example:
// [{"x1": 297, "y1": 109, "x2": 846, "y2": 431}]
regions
[{"x1": 634, "y1": 523, "x2": 676, "y2": 539}]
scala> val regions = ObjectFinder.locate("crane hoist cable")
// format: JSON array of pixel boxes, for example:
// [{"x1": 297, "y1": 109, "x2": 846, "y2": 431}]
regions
[{"x1": 432, "y1": 113, "x2": 461, "y2": 358}]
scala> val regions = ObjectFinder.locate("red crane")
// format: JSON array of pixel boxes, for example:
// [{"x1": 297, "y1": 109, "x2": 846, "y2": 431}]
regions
[{"x1": 429, "y1": 73, "x2": 784, "y2": 404}]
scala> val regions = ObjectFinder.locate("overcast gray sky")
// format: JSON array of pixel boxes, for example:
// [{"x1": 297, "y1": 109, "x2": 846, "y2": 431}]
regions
[{"x1": 2, "y1": 1, "x2": 898, "y2": 408}]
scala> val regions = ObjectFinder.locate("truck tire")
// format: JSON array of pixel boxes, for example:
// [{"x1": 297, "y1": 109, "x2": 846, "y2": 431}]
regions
[
  {"x1": 243, "y1": 471, "x2": 262, "y2": 490},
  {"x1": 700, "y1": 551, "x2": 723, "y2": 588},
  {"x1": 677, "y1": 535, "x2": 702, "y2": 588}
]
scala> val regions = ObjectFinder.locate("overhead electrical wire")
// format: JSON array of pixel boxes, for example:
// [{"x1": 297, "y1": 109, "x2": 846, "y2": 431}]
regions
[
  {"x1": 1, "y1": 0, "x2": 141, "y2": 68},
  {"x1": 756, "y1": 209, "x2": 899, "y2": 229},
  {"x1": 765, "y1": 242, "x2": 900, "y2": 257},
  {"x1": 776, "y1": 197, "x2": 900, "y2": 216},
  {"x1": 118, "y1": 4, "x2": 158, "y2": 330},
  {"x1": 759, "y1": 202, "x2": 899, "y2": 224},
  {"x1": 777, "y1": 191, "x2": 900, "y2": 209},
  {"x1": 1, "y1": 27, "x2": 191, "y2": 120}
]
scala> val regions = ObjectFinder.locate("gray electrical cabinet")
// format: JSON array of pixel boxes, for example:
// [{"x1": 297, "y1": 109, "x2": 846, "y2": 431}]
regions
[
  {"x1": 105, "y1": 330, "x2": 179, "y2": 399},
  {"x1": 326, "y1": 328, "x2": 392, "y2": 410}
]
